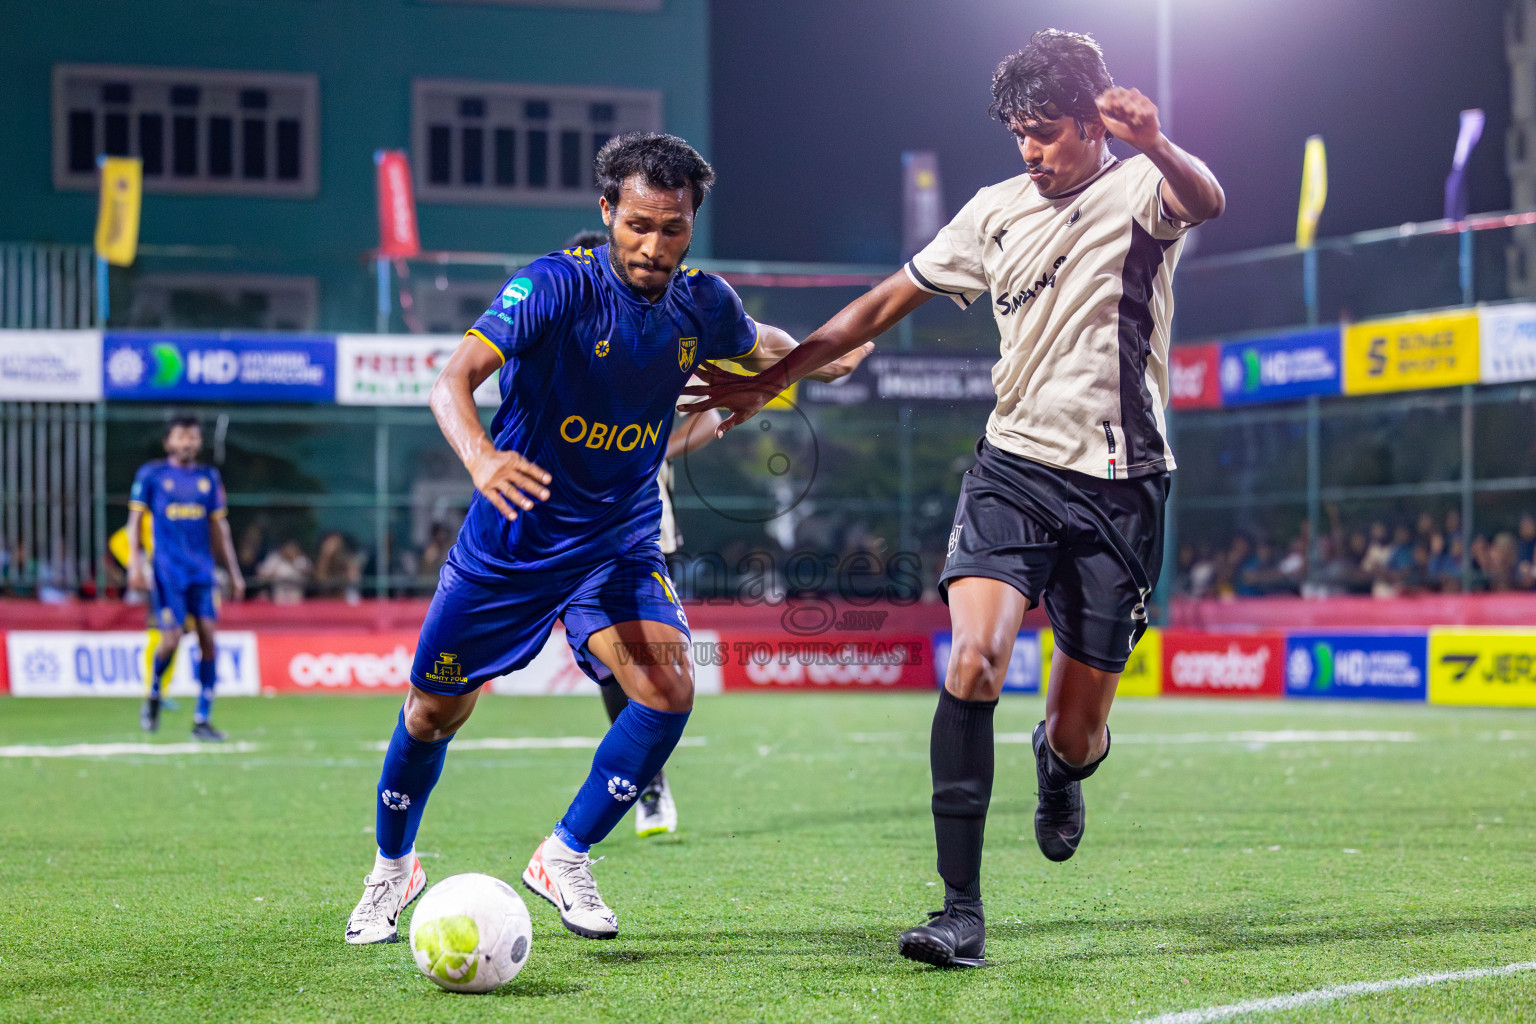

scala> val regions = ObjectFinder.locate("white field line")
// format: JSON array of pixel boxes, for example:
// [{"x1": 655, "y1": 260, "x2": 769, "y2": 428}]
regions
[
  {"x1": 0, "y1": 741, "x2": 259, "y2": 758},
  {"x1": 1131, "y1": 961, "x2": 1536, "y2": 1024},
  {"x1": 993, "y1": 730, "x2": 1418, "y2": 745},
  {"x1": 365, "y1": 736, "x2": 708, "y2": 752}
]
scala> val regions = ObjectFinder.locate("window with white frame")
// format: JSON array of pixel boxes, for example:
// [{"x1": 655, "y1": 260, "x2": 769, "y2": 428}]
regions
[
  {"x1": 412, "y1": 79, "x2": 662, "y2": 205},
  {"x1": 52, "y1": 64, "x2": 319, "y2": 197}
]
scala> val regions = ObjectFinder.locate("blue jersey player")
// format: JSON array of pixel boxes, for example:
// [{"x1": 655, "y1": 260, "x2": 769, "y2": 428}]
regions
[
  {"x1": 127, "y1": 416, "x2": 246, "y2": 741},
  {"x1": 344, "y1": 133, "x2": 870, "y2": 944}
]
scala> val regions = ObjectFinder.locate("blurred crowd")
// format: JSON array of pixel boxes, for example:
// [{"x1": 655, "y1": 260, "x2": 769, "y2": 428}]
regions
[{"x1": 1176, "y1": 509, "x2": 1536, "y2": 599}]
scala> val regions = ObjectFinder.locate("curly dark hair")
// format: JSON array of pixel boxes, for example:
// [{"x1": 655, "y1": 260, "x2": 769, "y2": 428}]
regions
[
  {"x1": 162, "y1": 414, "x2": 201, "y2": 442},
  {"x1": 989, "y1": 29, "x2": 1114, "y2": 133},
  {"x1": 595, "y1": 132, "x2": 715, "y2": 212},
  {"x1": 563, "y1": 229, "x2": 608, "y2": 250}
]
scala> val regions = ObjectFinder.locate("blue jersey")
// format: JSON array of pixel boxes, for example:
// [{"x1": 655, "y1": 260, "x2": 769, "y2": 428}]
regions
[
  {"x1": 128, "y1": 460, "x2": 227, "y2": 584},
  {"x1": 459, "y1": 245, "x2": 759, "y2": 573}
]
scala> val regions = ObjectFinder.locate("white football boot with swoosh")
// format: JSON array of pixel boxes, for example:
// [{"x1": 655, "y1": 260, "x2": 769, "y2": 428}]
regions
[
  {"x1": 344, "y1": 855, "x2": 426, "y2": 944},
  {"x1": 522, "y1": 834, "x2": 618, "y2": 939}
]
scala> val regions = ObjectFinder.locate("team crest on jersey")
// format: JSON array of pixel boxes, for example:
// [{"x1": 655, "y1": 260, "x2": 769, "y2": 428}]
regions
[
  {"x1": 425, "y1": 652, "x2": 463, "y2": 684},
  {"x1": 594, "y1": 339, "x2": 610, "y2": 358},
  {"x1": 678, "y1": 336, "x2": 697, "y2": 372},
  {"x1": 197, "y1": 478, "x2": 211, "y2": 493},
  {"x1": 162, "y1": 478, "x2": 174, "y2": 491}
]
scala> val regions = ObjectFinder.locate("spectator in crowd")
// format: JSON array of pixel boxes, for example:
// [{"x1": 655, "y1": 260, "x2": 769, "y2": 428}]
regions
[
  {"x1": 257, "y1": 540, "x2": 312, "y2": 604},
  {"x1": 314, "y1": 531, "x2": 363, "y2": 604},
  {"x1": 1483, "y1": 532, "x2": 1520, "y2": 592},
  {"x1": 236, "y1": 521, "x2": 267, "y2": 580},
  {"x1": 1518, "y1": 514, "x2": 1536, "y2": 588},
  {"x1": 417, "y1": 523, "x2": 454, "y2": 593}
]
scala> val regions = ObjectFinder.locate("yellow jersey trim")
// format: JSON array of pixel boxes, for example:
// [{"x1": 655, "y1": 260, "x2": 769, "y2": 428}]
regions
[
  {"x1": 467, "y1": 328, "x2": 506, "y2": 366},
  {"x1": 210, "y1": 508, "x2": 228, "y2": 519},
  {"x1": 128, "y1": 500, "x2": 149, "y2": 512},
  {"x1": 738, "y1": 318, "x2": 761, "y2": 359}
]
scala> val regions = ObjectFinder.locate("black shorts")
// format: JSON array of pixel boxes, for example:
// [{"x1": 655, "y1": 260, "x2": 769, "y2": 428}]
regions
[{"x1": 939, "y1": 439, "x2": 1169, "y2": 674}]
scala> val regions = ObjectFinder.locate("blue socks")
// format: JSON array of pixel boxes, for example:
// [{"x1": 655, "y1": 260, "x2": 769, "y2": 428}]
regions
[
  {"x1": 376, "y1": 709, "x2": 453, "y2": 859},
  {"x1": 150, "y1": 649, "x2": 173, "y2": 697},
  {"x1": 555, "y1": 702, "x2": 689, "y2": 852},
  {"x1": 194, "y1": 650, "x2": 216, "y2": 723}
]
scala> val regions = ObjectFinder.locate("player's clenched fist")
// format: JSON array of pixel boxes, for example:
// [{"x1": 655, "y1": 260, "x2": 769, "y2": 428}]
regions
[
  {"x1": 470, "y1": 447, "x2": 551, "y2": 520},
  {"x1": 1095, "y1": 87, "x2": 1162, "y2": 150}
]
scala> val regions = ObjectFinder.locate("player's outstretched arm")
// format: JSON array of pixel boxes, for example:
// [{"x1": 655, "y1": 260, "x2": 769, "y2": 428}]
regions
[
  {"x1": 732, "y1": 323, "x2": 875, "y2": 383},
  {"x1": 430, "y1": 335, "x2": 551, "y2": 521},
  {"x1": 125, "y1": 507, "x2": 150, "y2": 592},
  {"x1": 214, "y1": 517, "x2": 245, "y2": 601},
  {"x1": 1096, "y1": 86, "x2": 1225, "y2": 224},
  {"x1": 684, "y1": 273, "x2": 930, "y2": 435}
]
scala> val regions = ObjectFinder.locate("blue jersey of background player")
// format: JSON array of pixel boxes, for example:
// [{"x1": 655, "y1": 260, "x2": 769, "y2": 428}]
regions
[
  {"x1": 345, "y1": 132, "x2": 871, "y2": 946},
  {"x1": 127, "y1": 415, "x2": 245, "y2": 741}
]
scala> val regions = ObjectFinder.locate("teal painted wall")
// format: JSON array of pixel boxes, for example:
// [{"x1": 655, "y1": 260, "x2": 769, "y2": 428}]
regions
[{"x1": 1, "y1": 0, "x2": 710, "y2": 329}]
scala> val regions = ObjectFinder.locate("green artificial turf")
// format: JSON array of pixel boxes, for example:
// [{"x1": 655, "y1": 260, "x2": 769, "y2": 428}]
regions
[{"x1": 2, "y1": 694, "x2": 1534, "y2": 1023}]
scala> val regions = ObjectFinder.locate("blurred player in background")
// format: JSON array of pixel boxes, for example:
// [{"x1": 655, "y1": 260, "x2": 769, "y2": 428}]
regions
[
  {"x1": 688, "y1": 30, "x2": 1224, "y2": 967},
  {"x1": 127, "y1": 415, "x2": 246, "y2": 740},
  {"x1": 345, "y1": 133, "x2": 869, "y2": 946},
  {"x1": 566, "y1": 226, "x2": 726, "y2": 839}
]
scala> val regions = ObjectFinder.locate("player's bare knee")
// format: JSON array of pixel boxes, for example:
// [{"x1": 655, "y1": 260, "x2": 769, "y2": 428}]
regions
[
  {"x1": 403, "y1": 688, "x2": 473, "y2": 741},
  {"x1": 637, "y1": 667, "x2": 694, "y2": 713},
  {"x1": 158, "y1": 625, "x2": 185, "y2": 651},
  {"x1": 945, "y1": 639, "x2": 1008, "y2": 701}
]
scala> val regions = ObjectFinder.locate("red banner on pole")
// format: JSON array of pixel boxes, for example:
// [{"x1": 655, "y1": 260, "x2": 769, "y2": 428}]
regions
[{"x1": 375, "y1": 150, "x2": 421, "y2": 258}]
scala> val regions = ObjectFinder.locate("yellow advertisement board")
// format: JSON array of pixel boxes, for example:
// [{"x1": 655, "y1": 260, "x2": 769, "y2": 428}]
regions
[
  {"x1": 1039, "y1": 627, "x2": 1161, "y2": 697},
  {"x1": 1342, "y1": 311, "x2": 1479, "y2": 394},
  {"x1": 1427, "y1": 628, "x2": 1536, "y2": 707}
]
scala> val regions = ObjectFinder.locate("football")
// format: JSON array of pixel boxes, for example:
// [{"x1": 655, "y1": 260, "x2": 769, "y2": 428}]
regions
[{"x1": 408, "y1": 873, "x2": 533, "y2": 993}]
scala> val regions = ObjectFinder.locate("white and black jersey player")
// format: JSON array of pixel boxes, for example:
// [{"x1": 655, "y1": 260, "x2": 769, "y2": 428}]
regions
[{"x1": 686, "y1": 30, "x2": 1224, "y2": 967}]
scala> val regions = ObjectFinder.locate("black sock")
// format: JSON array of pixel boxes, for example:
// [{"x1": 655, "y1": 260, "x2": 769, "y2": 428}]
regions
[
  {"x1": 930, "y1": 688, "x2": 997, "y2": 904},
  {"x1": 600, "y1": 682, "x2": 630, "y2": 724}
]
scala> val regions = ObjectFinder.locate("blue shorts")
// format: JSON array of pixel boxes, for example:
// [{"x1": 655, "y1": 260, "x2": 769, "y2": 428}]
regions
[
  {"x1": 410, "y1": 546, "x2": 690, "y2": 696},
  {"x1": 150, "y1": 576, "x2": 218, "y2": 630}
]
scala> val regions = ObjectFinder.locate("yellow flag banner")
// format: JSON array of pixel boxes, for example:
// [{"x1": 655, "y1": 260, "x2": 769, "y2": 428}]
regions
[
  {"x1": 1295, "y1": 135, "x2": 1327, "y2": 249},
  {"x1": 94, "y1": 157, "x2": 142, "y2": 267}
]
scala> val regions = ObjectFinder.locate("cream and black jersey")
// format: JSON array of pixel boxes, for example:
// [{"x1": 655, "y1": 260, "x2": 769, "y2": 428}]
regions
[{"x1": 905, "y1": 153, "x2": 1196, "y2": 479}]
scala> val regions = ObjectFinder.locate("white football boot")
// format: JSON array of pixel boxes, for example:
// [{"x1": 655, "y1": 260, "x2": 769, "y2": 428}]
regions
[
  {"x1": 634, "y1": 772, "x2": 677, "y2": 838},
  {"x1": 344, "y1": 854, "x2": 427, "y2": 944},
  {"x1": 522, "y1": 834, "x2": 618, "y2": 939}
]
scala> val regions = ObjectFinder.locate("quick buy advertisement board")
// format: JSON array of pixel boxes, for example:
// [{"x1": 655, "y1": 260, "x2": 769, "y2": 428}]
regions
[
  {"x1": 1218, "y1": 327, "x2": 1341, "y2": 405},
  {"x1": 1161, "y1": 631, "x2": 1285, "y2": 697},
  {"x1": 719, "y1": 631, "x2": 931, "y2": 691},
  {"x1": 334, "y1": 334, "x2": 499, "y2": 407},
  {"x1": 933, "y1": 631, "x2": 1040, "y2": 693},
  {"x1": 1342, "y1": 310, "x2": 1479, "y2": 394},
  {"x1": 1428, "y1": 628, "x2": 1536, "y2": 707},
  {"x1": 1037, "y1": 628, "x2": 1162, "y2": 696},
  {"x1": 1478, "y1": 302, "x2": 1536, "y2": 384},
  {"x1": 103, "y1": 332, "x2": 335, "y2": 402},
  {"x1": 1168, "y1": 343, "x2": 1222, "y2": 409},
  {"x1": 5, "y1": 631, "x2": 260, "y2": 697},
  {"x1": 1284, "y1": 633, "x2": 1428, "y2": 701},
  {"x1": 0, "y1": 330, "x2": 103, "y2": 401}
]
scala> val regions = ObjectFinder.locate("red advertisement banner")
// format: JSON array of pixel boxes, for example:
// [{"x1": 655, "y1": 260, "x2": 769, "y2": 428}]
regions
[
  {"x1": 1161, "y1": 630, "x2": 1285, "y2": 697},
  {"x1": 717, "y1": 631, "x2": 932, "y2": 691},
  {"x1": 258, "y1": 632, "x2": 418, "y2": 692},
  {"x1": 1168, "y1": 343, "x2": 1222, "y2": 409},
  {"x1": 375, "y1": 149, "x2": 421, "y2": 258}
]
